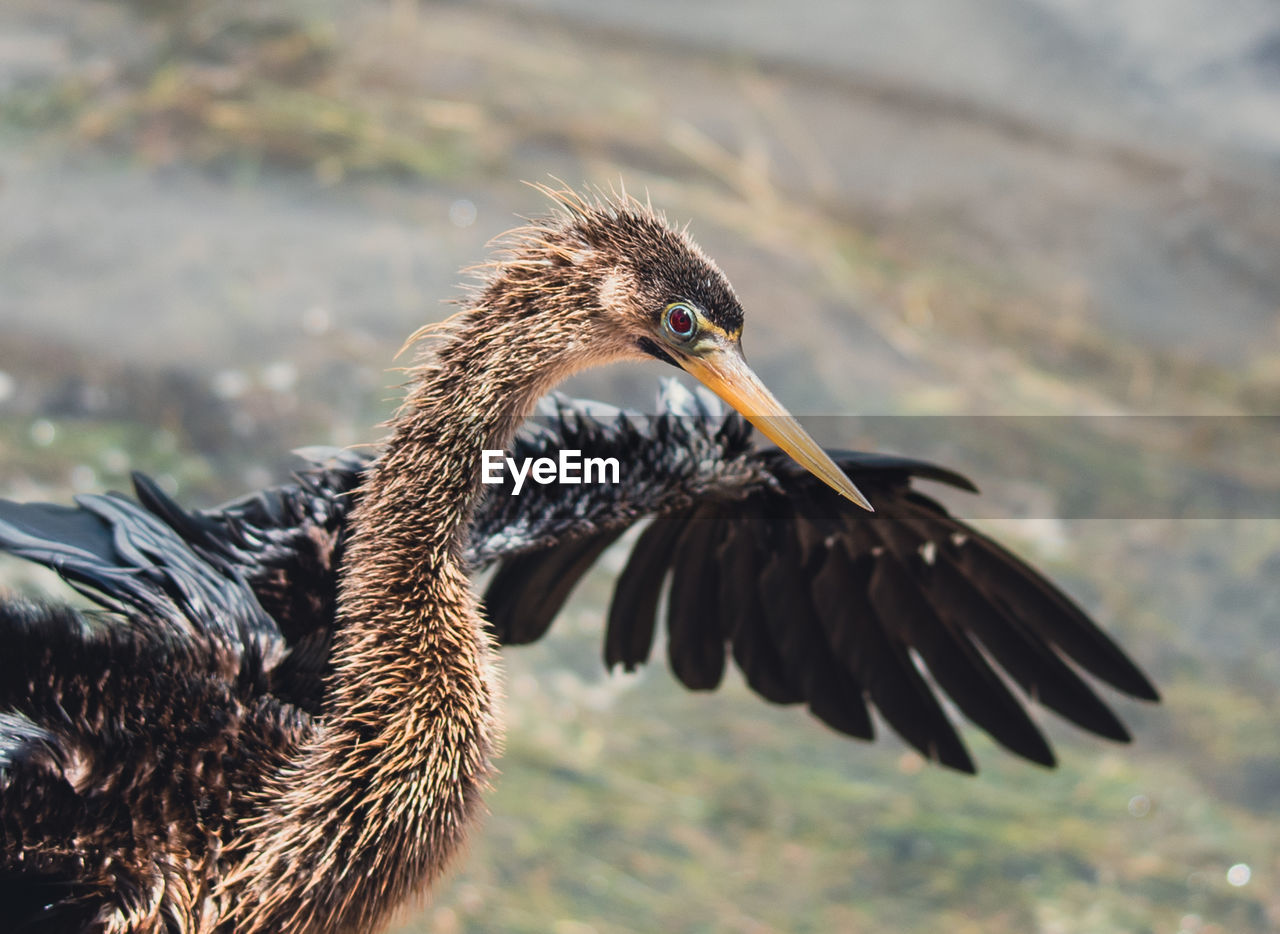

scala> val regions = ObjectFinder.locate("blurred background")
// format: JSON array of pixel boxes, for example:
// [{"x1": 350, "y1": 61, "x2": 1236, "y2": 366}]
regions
[{"x1": 1, "y1": 1, "x2": 1278, "y2": 932}]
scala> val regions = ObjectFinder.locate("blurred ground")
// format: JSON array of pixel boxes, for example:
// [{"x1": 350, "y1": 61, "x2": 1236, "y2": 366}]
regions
[{"x1": 0, "y1": 2, "x2": 1277, "y2": 932}]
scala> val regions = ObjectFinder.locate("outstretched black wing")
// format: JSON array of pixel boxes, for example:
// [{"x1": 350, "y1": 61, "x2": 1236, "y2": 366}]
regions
[
  {"x1": 0, "y1": 382, "x2": 1157, "y2": 772},
  {"x1": 496, "y1": 448, "x2": 1159, "y2": 769},
  {"x1": 0, "y1": 490, "x2": 282, "y2": 676},
  {"x1": 479, "y1": 386, "x2": 1158, "y2": 773}
]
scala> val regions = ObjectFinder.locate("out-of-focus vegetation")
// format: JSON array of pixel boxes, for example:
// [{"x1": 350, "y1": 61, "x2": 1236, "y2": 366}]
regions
[
  {"x1": 6, "y1": 3, "x2": 469, "y2": 179},
  {"x1": 1, "y1": 1, "x2": 1277, "y2": 932}
]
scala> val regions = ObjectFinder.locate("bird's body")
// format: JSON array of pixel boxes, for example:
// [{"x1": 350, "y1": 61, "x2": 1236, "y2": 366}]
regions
[{"x1": 0, "y1": 189, "x2": 1158, "y2": 933}]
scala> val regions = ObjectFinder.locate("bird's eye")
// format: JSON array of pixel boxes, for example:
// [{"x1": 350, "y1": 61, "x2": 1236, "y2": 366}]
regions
[{"x1": 664, "y1": 302, "x2": 697, "y2": 341}]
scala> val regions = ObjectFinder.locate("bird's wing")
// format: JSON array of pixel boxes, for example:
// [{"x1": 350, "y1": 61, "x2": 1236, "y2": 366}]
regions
[
  {"x1": 1, "y1": 384, "x2": 1156, "y2": 770},
  {"x1": 0, "y1": 489, "x2": 283, "y2": 680},
  {"x1": 130, "y1": 448, "x2": 364, "y2": 642},
  {"x1": 478, "y1": 383, "x2": 1159, "y2": 773},
  {"x1": 125, "y1": 450, "x2": 364, "y2": 711}
]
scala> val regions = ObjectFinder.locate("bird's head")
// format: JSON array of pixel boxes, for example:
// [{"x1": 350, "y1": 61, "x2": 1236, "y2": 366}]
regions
[{"x1": 457, "y1": 184, "x2": 872, "y2": 510}]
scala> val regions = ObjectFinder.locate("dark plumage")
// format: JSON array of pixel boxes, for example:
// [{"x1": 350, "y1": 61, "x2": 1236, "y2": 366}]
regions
[{"x1": 0, "y1": 188, "x2": 1158, "y2": 933}]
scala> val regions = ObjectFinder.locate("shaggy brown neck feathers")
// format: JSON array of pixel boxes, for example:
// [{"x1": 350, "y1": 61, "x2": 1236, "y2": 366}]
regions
[{"x1": 217, "y1": 206, "x2": 630, "y2": 934}]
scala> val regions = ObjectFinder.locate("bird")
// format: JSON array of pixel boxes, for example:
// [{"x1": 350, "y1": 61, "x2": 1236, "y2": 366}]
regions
[{"x1": 0, "y1": 185, "x2": 1159, "y2": 933}]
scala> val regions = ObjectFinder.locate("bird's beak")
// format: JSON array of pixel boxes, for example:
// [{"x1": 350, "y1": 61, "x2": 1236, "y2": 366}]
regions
[{"x1": 678, "y1": 346, "x2": 874, "y2": 511}]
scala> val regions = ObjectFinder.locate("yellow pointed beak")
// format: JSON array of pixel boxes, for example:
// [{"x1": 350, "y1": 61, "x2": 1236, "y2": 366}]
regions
[{"x1": 678, "y1": 347, "x2": 874, "y2": 511}]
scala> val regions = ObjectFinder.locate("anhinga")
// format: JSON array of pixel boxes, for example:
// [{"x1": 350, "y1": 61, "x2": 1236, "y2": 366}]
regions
[{"x1": 0, "y1": 187, "x2": 1158, "y2": 933}]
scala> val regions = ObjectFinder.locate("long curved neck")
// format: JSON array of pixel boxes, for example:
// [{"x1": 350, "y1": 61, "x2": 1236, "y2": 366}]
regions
[
  {"x1": 225, "y1": 313, "x2": 569, "y2": 934},
  {"x1": 360, "y1": 327, "x2": 568, "y2": 563}
]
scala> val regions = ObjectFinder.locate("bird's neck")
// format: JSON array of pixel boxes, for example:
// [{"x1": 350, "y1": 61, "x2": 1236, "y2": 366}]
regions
[
  {"x1": 366, "y1": 328, "x2": 569, "y2": 557},
  {"x1": 227, "y1": 318, "x2": 566, "y2": 934}
]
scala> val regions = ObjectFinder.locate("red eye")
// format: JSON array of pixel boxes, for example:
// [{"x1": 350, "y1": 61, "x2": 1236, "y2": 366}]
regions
[{"x1": 665, "y1": 303, "x2": 696, "y2": 339}]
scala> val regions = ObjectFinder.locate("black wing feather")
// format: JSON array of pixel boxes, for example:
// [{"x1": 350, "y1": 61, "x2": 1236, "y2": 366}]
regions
[
  {"x1": 821, "y1": 539, "x2": 974, "y2": 770},
  {"x1": 859, "y1": 517, "x2": 1056, "y2": 765},
  {"x1": 485, "y1": 526, "x2": 625, "y2": 645},
  {"x1": 719, "y1": 520, "x2": 803, "y2": 705},
  {"x1": 950, "y1": 531, "x2": 1158, "y2": 701},
  {"x1": 890, "y1": 500, "x2": 1134, "y2": 739},
  {"x1": 665, "y1": 505, "x2": 729, "y2": 691},
  {"x1": 604, "y1": 514, "x2": 685, "y2": 671},
  {"x1": 751, "y1": 511, "x2": 876, "y2": 742}
]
